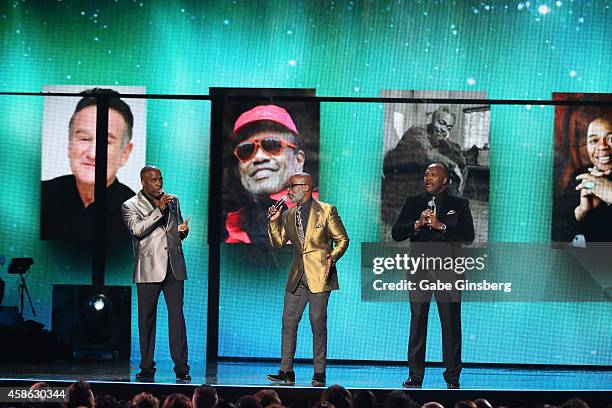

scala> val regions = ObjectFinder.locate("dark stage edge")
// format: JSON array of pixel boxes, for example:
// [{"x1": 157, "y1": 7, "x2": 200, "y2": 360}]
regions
[{"x1": 1, "y1": 360, "x2": 611, "y2": 407}]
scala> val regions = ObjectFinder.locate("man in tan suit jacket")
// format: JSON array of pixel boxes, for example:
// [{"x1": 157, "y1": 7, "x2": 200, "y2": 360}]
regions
[
  {"x1": 267, "y1": 172, "x2": 349, "y2": 387},
  {"x1": 121, "y1": 165, "x2": 191, "y2": 383}
]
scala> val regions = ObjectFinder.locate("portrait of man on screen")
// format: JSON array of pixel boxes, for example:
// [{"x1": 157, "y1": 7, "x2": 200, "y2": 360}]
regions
[
  {"x1": 380, "y1": 90, "x2": 490, "y2": 244},
  {"x1": 216, "y1": 88, "x2": 320, "y2": 245},
  {"x1": 40, "y1": 85, "x2": 146, "y2": 242}
]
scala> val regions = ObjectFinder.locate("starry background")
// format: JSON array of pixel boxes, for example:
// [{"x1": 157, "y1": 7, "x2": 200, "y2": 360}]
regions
[{"x1": 0, "y1": 0, "x2": 611, "y2": 365}]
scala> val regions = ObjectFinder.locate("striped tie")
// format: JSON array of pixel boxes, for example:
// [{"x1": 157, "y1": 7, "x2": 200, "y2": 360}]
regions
[{"x1": 296, "y1": 205, "x2": 305, "y2": 245}]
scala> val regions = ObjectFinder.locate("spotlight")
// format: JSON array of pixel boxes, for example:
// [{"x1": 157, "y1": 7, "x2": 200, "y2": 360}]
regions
[
  {"x1": 88, "y1": 294, "x2": 109, "y2": 312},
  {"x1": 82, "y1": 293, "x2": 113, "y2": 344},
  {"x1": 52, "y1": 285, "x2": 131, "y2": 360}
]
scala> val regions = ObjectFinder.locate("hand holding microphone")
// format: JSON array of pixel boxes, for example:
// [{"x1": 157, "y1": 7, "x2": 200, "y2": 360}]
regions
[
  {"x1": 267, "y1": 196, "x2": 288, "y2": 221},
  {"x1": 416, "y1": 209, "x2": 433, "y2": 230},
  {"x1": 158, "y1": 192, "x2": 174, "y2": 211},
  {"x1": 416, "y1": 199, "x2": 439, "y2": 230},
  {"x1": 427, "y1": 198, "x2": 436, "y2": 213}
]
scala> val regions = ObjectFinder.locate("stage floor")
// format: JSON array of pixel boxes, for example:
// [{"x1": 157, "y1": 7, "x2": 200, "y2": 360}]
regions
[{"x1": 1, "y1": 360, "x2": 611, "y2": 390}]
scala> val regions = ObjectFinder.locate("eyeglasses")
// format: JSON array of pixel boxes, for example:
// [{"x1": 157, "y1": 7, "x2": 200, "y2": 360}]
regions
[
  {"x1": 286, "y1": 183, "x2": 307, "y2": 190},
  {"x1": 233, "y1": 137, "x2": 297, "y2": 163}
]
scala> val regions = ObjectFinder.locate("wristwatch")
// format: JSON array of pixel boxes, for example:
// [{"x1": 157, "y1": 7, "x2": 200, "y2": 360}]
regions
[{"x1": 440, "y1": 223, "x2": 447, "y2": 232}]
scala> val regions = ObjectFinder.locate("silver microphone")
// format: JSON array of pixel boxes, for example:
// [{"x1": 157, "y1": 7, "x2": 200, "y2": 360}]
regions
[
  {"x1": 427, "y1": 198, "x2": 436, "y2": 229},
  {"x1": 427, "y1": 198, "x2": 435, "y2": 213},
  {"x1": 267, "y1": 195, "x2": 288, "y2": 219}
]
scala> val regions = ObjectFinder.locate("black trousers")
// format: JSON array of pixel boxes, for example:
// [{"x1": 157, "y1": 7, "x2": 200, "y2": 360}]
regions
[
  {"x1": 136, "y1": 268, "x2": 189, "y2": 376},
  {"x1": 408, "y1": 282, "x2": 461, "y2": 384}
]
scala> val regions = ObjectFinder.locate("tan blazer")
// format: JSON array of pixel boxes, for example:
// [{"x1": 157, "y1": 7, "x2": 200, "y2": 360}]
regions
[
  {"x1": 268, "y1": 199, "x2": 349, "y2": 293},
  {"x1": 121, "y1": 191, "x2": 188, "y2": 283}
]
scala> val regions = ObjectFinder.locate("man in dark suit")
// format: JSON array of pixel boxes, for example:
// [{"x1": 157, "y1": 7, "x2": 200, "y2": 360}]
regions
[
  {"x1": 121, "y1": 165, "x2": 191, "y2": 383},
  {"x1": 392, "y1": 163, "x2": 474, "y2": 389},
  {"x1": 267, "y1": 172, "x2": 349, "y2": 387}
]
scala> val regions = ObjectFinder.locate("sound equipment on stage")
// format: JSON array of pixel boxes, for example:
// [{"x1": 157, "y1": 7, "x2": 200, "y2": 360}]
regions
[{"x1": 52, "y1": 285, "x2": 131, "y2": 361}]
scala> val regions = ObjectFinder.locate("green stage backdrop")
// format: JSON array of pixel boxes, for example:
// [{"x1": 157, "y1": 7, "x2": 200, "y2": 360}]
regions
[{"x1": 0, "y1": 0, "x2": 610, "y2": 365}]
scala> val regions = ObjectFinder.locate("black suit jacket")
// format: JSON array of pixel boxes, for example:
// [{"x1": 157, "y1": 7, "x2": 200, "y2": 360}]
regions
[
  {"x1": 41, "y1": 174, "x2": 135, "y2": 242},
  {"x1": 392, "y1": 191, "x2": 474, "y2": 290},
  {"x1": 392, "y1": 191, "x2": 475, "y2": 245}
]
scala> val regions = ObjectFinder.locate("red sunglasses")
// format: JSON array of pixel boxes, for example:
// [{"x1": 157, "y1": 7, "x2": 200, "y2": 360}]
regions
[{"x1": 233, "y1": 137, "x2": 297, "y2": 163}]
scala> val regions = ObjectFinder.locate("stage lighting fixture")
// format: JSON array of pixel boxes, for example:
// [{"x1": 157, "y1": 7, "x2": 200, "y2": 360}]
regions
[
  {"x1": 52, "y1": 285, "x2": 131, "y2": 360},
  {"x1": 89, "y1": 294, "x2": 109, "y2": 312},
  {"x1": 81, "y1": 293, "x2": 113, "y2": 344},
  {"x1": 8, "y1": 257, "x2": 36, "y2": 321},
  {"x1": 8, "y1": 258, "x2": 34, "y2": 274}
]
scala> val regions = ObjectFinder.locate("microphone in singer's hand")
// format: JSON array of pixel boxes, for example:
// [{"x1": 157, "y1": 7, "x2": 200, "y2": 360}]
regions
[
  {"x1": 427, "y1": 199, "x2": 435, "y2": 212},
  {"x1": 163, "y1": 192, "x2": 177, "y2": 202},
  {"x1": 427, "y1": 198, "x2": 436, "y2": 228},
  {"x1": 267, "y1": 195, "x2": 288, "y2": 219},
  {"x1": 160, "y1": 191, "x2": 175, "y2": 211}
]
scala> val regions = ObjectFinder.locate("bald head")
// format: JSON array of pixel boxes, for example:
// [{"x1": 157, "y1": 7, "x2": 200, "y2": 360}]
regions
[
  {"x1": 423, "y1": 163, "x2": 449, "y2": 195},
  {"x1": 140, "y1": 165, "x2": 160, "y2": 180},
  {"x1": 286, "y1": 172, "x2": 312, "y2": 205},
  {"x1": 428, "y1": 163, "x2": 449, "y2": 178},
  {"x1": 140, "y1": 165, "x2": 164, "y2": 199},
  {"x1": 429, "y1": 107, "x2": 456, "y2": 144},
  {"x1": 289, "y1": 172, "x2": 312, "y2": 187},
  {"x1": 422, "y1": 403, "x2": 445, "y2": 408}
]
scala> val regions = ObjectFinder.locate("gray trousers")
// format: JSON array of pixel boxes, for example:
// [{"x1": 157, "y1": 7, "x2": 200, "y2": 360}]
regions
[{"x1": 280, "y1": 274, "x2": 331, "y2": 373}]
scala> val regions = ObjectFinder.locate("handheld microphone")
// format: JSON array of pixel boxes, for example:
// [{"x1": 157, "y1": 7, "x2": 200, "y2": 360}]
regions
[
  {"x1": 162, "y1": 191, "x2": 176, "y2": 202},
  {"x1": 427, "y1": 198, "x2": 436, "y2": 229},
  {"x1": 267, "y1": 196, "x2": 288, "y2": 219},
  {"x1": 427, "y1": 198, "x2": 435, "y2": 213},
  {"x1": 160, "y1": 191, "x2": 176, "y2": 211}
]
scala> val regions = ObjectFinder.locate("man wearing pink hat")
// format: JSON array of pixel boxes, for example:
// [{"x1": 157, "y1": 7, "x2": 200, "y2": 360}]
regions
[{"x1": 225, "y1": 104, "x2": 315, "y2": 244}]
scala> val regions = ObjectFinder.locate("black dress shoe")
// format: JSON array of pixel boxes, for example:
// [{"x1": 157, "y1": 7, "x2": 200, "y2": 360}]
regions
[
  {"x1": 311, "y1": 373, "x2": 326, "y2": 387},
  {"x1": 402, "y1": 377, "x2": 422, "y2": 388},
  {"x1": 176, "y1": 373, "x2": 191, "y2": 383},
  {"x1": 135, "y1": 371, "x2": 155, "y2": 382},
  {"x1": 446, "y1": 382, "x2": 460, "y2": 389},
  {"x1": 267, "y1": 370, "x2": 295, "y2": 385}
]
